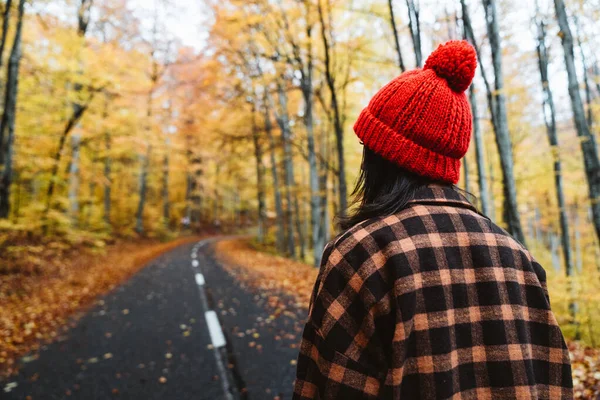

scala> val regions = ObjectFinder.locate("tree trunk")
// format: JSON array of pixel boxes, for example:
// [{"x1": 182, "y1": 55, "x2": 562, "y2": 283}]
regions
[
  {"x1": 162, "y1": 138, "x2": 170, "y2": 227},
  {"x1": 462, "y1": 158, "x2": 470, "y2": 193},
  {"x1": 319, "y1": 124, "x2": 330, "y2": 247},
  {"x1": 263, "y1": 97, "x2": 285, "y2": 253},
  {"x1": 549, "y1": 230, "x2": 561, "y2": 272},
  {"x1": 387, "y1": 0, "x2": 405, "y2": 72},
  {"x1": 251, "y1": 103, "x2": 266, "y2": 244},
  {"x1": 317, "y1": 0, "x2": 347, "y2": 231},
  {"x1": 0, "y1": 0, "x2": 12, "y2": 125},
  {"x1": 535, "y1": 13, "x2": 573, "y2": 277},
  {"x1": 0, "y1": 0, "x2": 24, "y2": 219},
  {"x1": 299, "y1": 27, "x2": 324, "y2": 266},
  {"x1": 553, "y1": 0, "x2": 600, "y2": 242},
  {"x1": 462, "y1": 0, "x2": 500, "y2": 220},
  {"x1": 461, "y1": 11, "x2": 491, "y2": 217},
  {"x1": 406, "y1": 0, "x2": 422, "y2": 67},
  {"x1": 135, "y1": 56, "x2": 158, "y2": 235},
  {"x1": 294, "y1": 184, "x2": 304, "y2": 261},
  {"x1": 0, "y1": 0, "x2": 12, "y2": 69},
  {"x1": 12, "y1": 171, "x2": 19, "y2": 220},
  {"x1": 482, "y1": 0, "x2": 526, "y2": 244},
  {"x1": 190, "y1": 154, "x2": 202, "y2": 226},
  {"x1": 68, "y1": 133, "x2": 81, "y2": 225},
  {"x1": 103, "y1": 129, "x2": 111, "y2": 225},
  {"x1": 469, "y1": 84, "x2": 492, "y2": 217},
  {"x1": 574, "y1": 18, "x2": 594, "y2": 131},
  {"x1": 185, "y1": 171, "x2": 192, "y2": 222},
  {"x1": 135, "y1": 145, "x2": 150, "y2": 235},
  {"x1": 574, "y1": 207, "x2": 582, "y2": 272},
  {"x1": 43, "y1": 0, "x2": 94, "y2": 222},
  {"x1": 275, "y1": 80, "x2": 297, "y2": 258},
  {"x1": 85, "y1": 154, "x2": 96, "y2": 228}
]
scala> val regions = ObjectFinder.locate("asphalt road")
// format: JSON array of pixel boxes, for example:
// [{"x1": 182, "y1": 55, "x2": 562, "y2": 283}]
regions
[{"x1": 3, "y1": 238, "x2": 305, "y2": 400}]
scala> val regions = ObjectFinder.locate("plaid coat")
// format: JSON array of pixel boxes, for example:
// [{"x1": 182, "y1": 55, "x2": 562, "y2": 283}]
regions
[{"x1": 293, "y1": 185, "x2": 572, "y2": 399}]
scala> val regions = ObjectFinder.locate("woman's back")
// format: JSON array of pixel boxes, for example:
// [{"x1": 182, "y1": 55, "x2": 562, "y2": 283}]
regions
[{"x1": 294, "y1": 186, "x2": 571, "y2": 399}]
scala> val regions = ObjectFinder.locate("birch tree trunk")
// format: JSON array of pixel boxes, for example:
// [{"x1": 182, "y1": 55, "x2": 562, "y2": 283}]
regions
[
  {"x1": 553, "y1": 0, "x2": 600, "y2": 242},
  {"x1": 162, "y1": 137, "x2": 170, "y2": 227},
  {"x1": 387, "y1": 0, "x2": 406, "y2": 72},
  {"x1": 103, "y1": 130, "x2": 111, "y2": 225},
  {"x1": 574, "y1": 18, "x2": 594, "y2": 131},
  {"x1": 574, "y1": 208, "x2": 582, "y2": 272},
  {"x1": 251, "y1": 103, "x2": 266, "y2": 244},
  {"x1": 43, "y1": 0, "x2": 94, "y2": 222},
  {"x1": 275, "y1": 80, "x2": 297, "y2": 258},
  {"x1": 68, "y1": 133, "x2": 81, "y2": 225},
  {"x1": 406, "y1": 0, "x2": 422, "y2": 67},
  {"x1": 317, "y1": 0, "x2": 347, "y2": 227},
  {"x1": 460, "y1": 11, "x2": 491, "y2": 217},
  {"x1": 535, "y1": 13, "x2": 573, "y2": 277},
  {"x1": 0, "y1": 0, "x2": 12, "y2": 117},
  {"x1": 469, "y1": 84, "x2": 492, "y2": 217},
  {"x1": 299, "y1": 29, "x2": 324, "y2": 266},
  {"x1": 0, "y1": 0, "x2": 12, "y2": 69},
  {"x1": 263, "y1": 98, "x2": 285, "y2": 252},
  {"x1": 0, "y1": 0, "x2": 24, "y2": 219},
  {"x1": 294, "y1": 183, "x2": 305, "y2": 261},
  {"x1": 278, "y1": 0, "x2": 323, "y2": 263},
  {"x1": 462, "y1": 0, "x2": 501, "y2": 221},
  {"x1": 482, "y1": 0, "x2": 526, "y2": 244},
  {"x1": 135, "y1": 54, "x2": 158, "y2": 235},
  {"x1": 85, "y1": 154, "x2": 96, "y2": 228},
  {"x1": 319, "y1": 123, "x2": 330, "y2": 247},
  {"x1": 135, "y1": 145, "x2": 150, "y2": 235}
]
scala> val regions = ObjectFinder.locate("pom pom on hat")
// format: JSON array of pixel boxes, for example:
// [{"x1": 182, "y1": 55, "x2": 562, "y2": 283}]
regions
[
  {"x1": 353, "y1": 39, "x2": 477, "y2": 184},
  {"x1": 424, "y1": 40, "x2": 477, "y2": 93}
]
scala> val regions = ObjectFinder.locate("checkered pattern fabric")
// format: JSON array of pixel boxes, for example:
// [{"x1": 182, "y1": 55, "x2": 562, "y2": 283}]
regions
[{"x1": 293, "y1": 185, "x2": 572, "y2": 399}]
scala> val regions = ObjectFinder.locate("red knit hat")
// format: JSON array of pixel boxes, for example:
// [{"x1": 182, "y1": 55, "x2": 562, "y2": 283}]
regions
[{"x1": 353, "y1": 40, "x2": 477, "y2": 184}]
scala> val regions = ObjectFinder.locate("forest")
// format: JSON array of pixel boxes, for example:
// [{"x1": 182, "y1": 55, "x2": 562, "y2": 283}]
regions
[{"x1": 1, "y1": 0, "x2": 600, "y2": 397}]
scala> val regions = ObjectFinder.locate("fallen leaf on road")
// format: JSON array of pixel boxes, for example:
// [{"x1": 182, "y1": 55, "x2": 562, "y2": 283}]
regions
[{"x1": 3, "y1": 382, "x2": 17, "y2": 393}]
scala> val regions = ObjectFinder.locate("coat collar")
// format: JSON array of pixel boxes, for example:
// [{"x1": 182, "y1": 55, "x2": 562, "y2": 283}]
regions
[{"x1": 406, "y1": 185, "x2": 482, "y2": 215}]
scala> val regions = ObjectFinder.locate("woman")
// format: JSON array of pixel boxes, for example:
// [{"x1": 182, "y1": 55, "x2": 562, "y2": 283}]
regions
[{"x1": 293, "y1": 41, "x2": 572, "y2": 399}]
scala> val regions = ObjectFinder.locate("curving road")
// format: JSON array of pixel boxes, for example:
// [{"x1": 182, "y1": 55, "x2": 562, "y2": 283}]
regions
[{"x1": 3, "y1": 238, "x2": 306, "y2": 400}]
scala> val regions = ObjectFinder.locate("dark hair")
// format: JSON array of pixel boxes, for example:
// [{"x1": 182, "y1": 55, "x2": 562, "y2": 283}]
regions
[{"x1": 338, "y1": 147, "x2": 436, "y2": 231}]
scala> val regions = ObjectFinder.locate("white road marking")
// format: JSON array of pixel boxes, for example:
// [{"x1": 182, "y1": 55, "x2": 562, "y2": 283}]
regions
[
  {"x1": 190, "y1": 238, "x2": 234, "y2": 400},
  {"x1": 205, "y1": 310, "x2": 226, "y2": 348}
]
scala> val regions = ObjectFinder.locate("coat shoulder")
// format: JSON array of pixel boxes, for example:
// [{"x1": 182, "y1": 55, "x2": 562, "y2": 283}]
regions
[{"x1": 325, "y1": 207, "x2": 426, "y2": 264}]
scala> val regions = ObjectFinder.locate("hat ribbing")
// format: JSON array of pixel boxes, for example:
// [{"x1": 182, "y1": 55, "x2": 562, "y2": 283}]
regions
[{"x1": 353, "y1": 40, "x2": 477, "y2": 184}]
